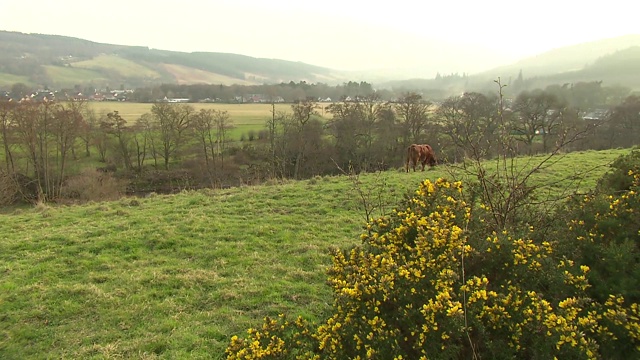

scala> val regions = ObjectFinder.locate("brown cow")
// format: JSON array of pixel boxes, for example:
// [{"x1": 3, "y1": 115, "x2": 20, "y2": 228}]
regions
[{"x1": 405, "y1": 144, "x2": 437, "y2": 172}]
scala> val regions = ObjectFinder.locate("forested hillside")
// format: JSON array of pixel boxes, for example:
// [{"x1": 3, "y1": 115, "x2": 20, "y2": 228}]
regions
[{"x1": 0, "y1": 31, "x2": 347, "y2": 89}]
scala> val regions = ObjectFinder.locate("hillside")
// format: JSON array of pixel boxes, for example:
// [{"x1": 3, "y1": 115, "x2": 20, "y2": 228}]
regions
[
  {"x1": 3, "y1": 30, "x2": 640, "y2": 95},
  {"x1": 0, "y1": 148, "x2": 630, "y2": 358},
  {"x1": 479, "y1": 34, "x2": 640, "y2": 79},
  {"x1": 0, "y1": 31, "x2": 349, "y2": 89},
  {"x1": 380, "y1": 35, "x2": 640, "y2": 95}
]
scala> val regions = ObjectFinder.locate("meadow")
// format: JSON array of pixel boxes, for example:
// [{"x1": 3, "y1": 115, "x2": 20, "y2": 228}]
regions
[
  {"x1": 88, "y1": 102, "x2": 333, "y2": 141},
  {"x1": 0, "y1": 148, "x2": 630, "y2": 359}
]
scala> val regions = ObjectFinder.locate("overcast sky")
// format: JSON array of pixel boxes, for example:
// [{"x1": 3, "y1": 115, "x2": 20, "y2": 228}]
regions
[{"x1": 1, "y1": 0, "x2": 639, "y2": 74}]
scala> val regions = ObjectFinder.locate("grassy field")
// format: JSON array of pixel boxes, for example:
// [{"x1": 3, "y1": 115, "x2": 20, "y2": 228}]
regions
[
  {"x1": 0, "y1": 148, "x2": 630, "y2": 359},
  {"x1": 161, "y1": 64, "x2": 256, "y2": 86},
  {"x1": 0, "y1": 73, "x2": 32, "y2": 88},
  {"x1": 88, "y1": 102, "x2": 333, "y2": 140},
  {"x1": 43, "y1": 66, "x2": 109, "y2": 89},
  {"x1": 72, "y1": 55, "x2": 162, "y2": 80},
  {"x1": 89, "y1": 102, "x2": 332, "y2": 123}
]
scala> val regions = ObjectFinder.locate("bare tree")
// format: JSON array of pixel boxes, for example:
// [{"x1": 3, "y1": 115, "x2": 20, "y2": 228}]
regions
[
  {"x1": 265, "y1": 104, "x2": 290, "y2": 178},
  {"x1": 327, "y1": 94, "x2": 381, "y2": 172},
  {"x1": 213, "y1": 110, "x2": 232, "y2": 171},
  {"x1": 191, "y1": 108, "x2": 219, "y2": 181},
  {"x1": 447, "y1": 79, "x2": 597, "y2": 231},
  {"x1": 77, "y1": 106, "x2": 99, "y2": 158},
  {"x1": 512, "y1": 90, "x2": 563, "y2": 154},
  {"x1": 12, "y1": 101, "x2": 53, "y2": 199},
  {"x1": 0, "y1": 99, "x2": 17, "y2": 172},
  {"x1": 101, "y1": 111, "x2": 133, "y2": 171},
  {"x1": 437, "y1": 92, "x2": 500, "y2": 163},
  {"x1": 51, "y1": 101, "x2": 85, "y2": 197},
  {"x1": 606, "y1": 95, "x2": 640, "y2": 148},
  {"x1": 395, "y1": 92, "x2": 431, "y2": 146},
  {"x1": 131, "y1": 114, "x2": 152, "y2": 172},
  {"x1": 150, "y1": 102, "x2": 194, "y2": 169},
  {"x1": 93, "y1": 111, "x2": 111, "y2": 163},
  {"x1": 288, "y1": 99, "x2": 318, "y2": 179},
  {"x1": 371, "y1": 102, "x2": 402, "y2": 168}
]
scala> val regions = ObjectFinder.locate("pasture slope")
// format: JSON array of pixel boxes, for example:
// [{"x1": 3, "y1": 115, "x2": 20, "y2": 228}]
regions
[{"x1": 0, "y1": 149, "x2": 630, "y2": 359}]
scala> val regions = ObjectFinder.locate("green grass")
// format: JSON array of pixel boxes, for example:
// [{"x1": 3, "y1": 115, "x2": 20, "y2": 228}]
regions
[
  {"x1": 0, "y1": 148, "x2": 630, "y2": 359},
  {"x1": 0, "y1": 73, "x2": 32, "y2": 88},
  {"x1": 161, "y1": 64, "x2": 256, "y2": 86},
  {"x1": 87, "y1": 102, "x2": 331, "y2": 141},
  {"x1": 43, "y1": 66, "x2": 109, "y2": 88},
  {"x1": 88, "y1": 102, "x2": 322, "y2": 124},
  {"x1": 72, "y1": 55, "x2": 162, "y2": 79}
]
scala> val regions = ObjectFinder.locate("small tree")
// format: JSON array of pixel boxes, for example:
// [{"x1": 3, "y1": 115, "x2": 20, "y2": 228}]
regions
[
  {"x1": 214, "y1": 109, "x2": 232, "y2": 171},
  {"x1": 101, "y1": 111, "x2": 133, "y2": 171},
  {"x1": 512, "y1": 89, "x2": 565, "y2": 154},
  {"x1": 395, "y1": 92, "x2": 431, "y2": 146},
  {"x1": 131, "y1": 114, "x2": 153, "y2": 172},
  {"x1": 290, "y1": 99, "x2": 318, "y2": 179},
  {"x1": 150, "y1": 102, "x2": 193, "y2": 169},
  {"x1": 0, "y1": 99, "x2": 17, "y2": 172},
  {"x1": 191, "y1": 108, "x2": 219, "y2": 182},
  {"x1": 50, "y1": 102, "x2": 85, "y2": 197},
  {"x1": 265, "y1": 104, "x2": 289, "y2": 178}
]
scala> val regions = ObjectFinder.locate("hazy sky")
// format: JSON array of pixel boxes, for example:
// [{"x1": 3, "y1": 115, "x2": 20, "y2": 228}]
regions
[{"x1": 1, "y1": 0, "x2": 638, "y2": 75}]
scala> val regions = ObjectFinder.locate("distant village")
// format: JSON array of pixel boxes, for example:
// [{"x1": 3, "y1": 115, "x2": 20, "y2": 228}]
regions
[
  {"x1": 0, "y1": 88, "x2": 333, "y2": 104},
  {"x1": 0, "y1": 88, "x2": 610, "y2": 123},
  {"x1": 1, "y1": 89, "x2": 134, "y2": 102}
]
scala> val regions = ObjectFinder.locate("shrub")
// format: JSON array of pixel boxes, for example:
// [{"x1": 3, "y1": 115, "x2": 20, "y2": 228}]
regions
[
  {"x1": 597, "y1": 148, "x2": 640, "y2": 193},
  {"x1": 60, "y1": 169, "x2": 127, "y2": 203},
  {"x1": 558, "y1": 167, "x2": 640, "y2": 306},
  {"x1": 0, "y1": 170, "x2": 19, "y2": 206},
  {"x1": 226, "y1": 178, "x2": 639, "y2": 359}
]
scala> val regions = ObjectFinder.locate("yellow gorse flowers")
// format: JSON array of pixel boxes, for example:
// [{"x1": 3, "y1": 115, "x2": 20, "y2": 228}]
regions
[{"x1": 227, "y1": 177, "x2": 639, "y2": 359}]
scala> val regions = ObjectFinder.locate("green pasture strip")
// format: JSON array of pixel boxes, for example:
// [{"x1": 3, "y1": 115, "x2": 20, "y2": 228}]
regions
[
  {"x1": 43, "y1": 66, "x2": 109, "y2": 88},
  {"x1": 72, "y1": 55, "x2": 161, "y2": 79},
  {"x1": 161, "y1": 64, "x2": 256, "y2": 86},
  {"x1": 0, "y1": 73, "x2": 32, "y2": 88},
  {"x1": 449, "y1": 149, "x2": 629, "y2": 197},
  {"x1": 88, "y1": 102, "x2": 293, "y2": 124},
  {"x1": 0, "y1": 149, "x2": 629, "y2": 358},
  {"x1": 88, "y1": 102, "x2": 154, "y2": 120}
]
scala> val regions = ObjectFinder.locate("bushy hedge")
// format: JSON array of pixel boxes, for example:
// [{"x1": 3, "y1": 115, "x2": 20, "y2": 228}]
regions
[{"x1": 226, "y1": 172, "x2": 640, "y2": 359}]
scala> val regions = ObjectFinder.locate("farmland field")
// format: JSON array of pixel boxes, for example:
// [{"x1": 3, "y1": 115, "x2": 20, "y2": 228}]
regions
[
  {"x1": 88, "y1": 102, "x2": 334, "y2": 124},
  {"x1": 0, "y1": 148, "x2": 631, "y2": 359},
  {"x1": 0, "y1": 72, "x2": 31, "y2": 88},
  {"x1": 43, "y1": 66, "x2": 109, "y2": 88},
  {"x1": 88, "y1": 102, "x2": 334, "y2": 140},
  {"x1": 72, "y1": 55, "x2": 162, "y2": 79}
]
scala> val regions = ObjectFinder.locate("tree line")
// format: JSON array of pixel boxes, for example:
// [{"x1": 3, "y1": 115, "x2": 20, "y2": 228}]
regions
[{"x1": 1, "y1": 80, "x2": 639, "y2": 204}]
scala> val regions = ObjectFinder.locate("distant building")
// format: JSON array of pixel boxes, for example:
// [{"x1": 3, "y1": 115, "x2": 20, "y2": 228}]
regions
[
  {"x1": 582, "y1": 109, "x2": 608, "y2": 121},
  {"x1": 164, "y1": 97, "x2": 190, "y2": 103}
]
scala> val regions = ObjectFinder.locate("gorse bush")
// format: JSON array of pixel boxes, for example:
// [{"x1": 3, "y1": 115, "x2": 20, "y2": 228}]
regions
[
  {"x1": 226, "y1": 177, "x2": 640, "y2": 359},
  {"x1": 596, "y1": 148, "x2": 640, "y2": 193},
  {"x1": 560, "y1": 178, "x2": 640, "y2": 304},
  {"x1": 558, "y1": 150, "x2": 640, "y2": 306}
]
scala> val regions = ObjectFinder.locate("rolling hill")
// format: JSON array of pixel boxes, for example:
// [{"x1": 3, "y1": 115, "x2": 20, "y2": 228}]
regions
[
  {"x1": 379, "y1": 35, "x2": 640, "y2": 94},
  {"x1": 2, "y1": 30, "x2": 640, "y2": 95},
  {"x1": 0, "y1": 30, "x2": 350, "y2": 89},
  {"x1": 479, "y1": 34, "x2": 640, "y2": 79}
]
